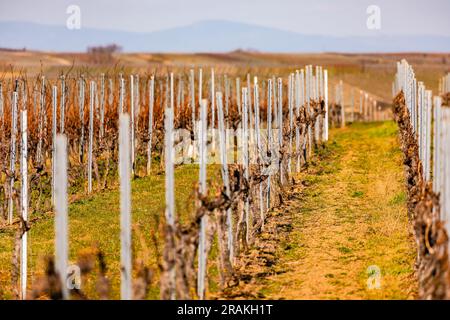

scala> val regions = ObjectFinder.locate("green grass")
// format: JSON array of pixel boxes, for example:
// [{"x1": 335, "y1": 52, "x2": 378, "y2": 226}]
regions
[{"x1": 0, "y1": 164, "x2": 221, "y2": 299}]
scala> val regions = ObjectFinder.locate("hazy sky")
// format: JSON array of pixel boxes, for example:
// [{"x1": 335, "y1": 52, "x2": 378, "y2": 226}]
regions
[{"x1": 1, "y1": 0, "x2": 449, "y2": 36}]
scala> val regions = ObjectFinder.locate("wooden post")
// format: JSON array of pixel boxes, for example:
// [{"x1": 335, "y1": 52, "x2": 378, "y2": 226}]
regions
[
  {"x1": 78, "y1": 77, "x2": 85, "y2": 163},
  {"x1": 20, "y1": 108, "x2": 28, "y2": 299},
  {"x1": 55, "y1": 134, "x2": 69, "y2": 299},
  {"x1": 197, "y1": 98, "x2": 208, "y2": 299}
]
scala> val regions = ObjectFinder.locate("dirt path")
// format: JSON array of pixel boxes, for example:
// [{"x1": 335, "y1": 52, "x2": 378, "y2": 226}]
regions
[{"x1": 232, "y1": 121, "x2": 417, "y2": 300}]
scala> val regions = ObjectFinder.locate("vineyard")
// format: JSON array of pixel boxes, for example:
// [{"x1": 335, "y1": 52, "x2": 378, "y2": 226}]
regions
[{"x1": 0, "y1": 52, "x2": 449, "y2": 300}]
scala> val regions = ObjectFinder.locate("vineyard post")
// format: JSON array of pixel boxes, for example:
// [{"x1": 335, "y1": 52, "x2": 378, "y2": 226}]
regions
[
  {"x1": 9, "y1": 91, "x2": 18, "y2": 224},
  {"x1": 288, "y1": 74, "x2": 293, "y2": 174},
  {"x1": 306, "y1": 66, "x2": 312, "y2": 157},
  {"x1": 433, "y1": 97, "x2": 442, "y2": 198},
  {"x1": 315, "y1": 66, "x2": 321, "y2": 140},
  {"x1": 60, "y1": 75, "x2": 65, "y2": 133},
  {"x1": 119, "y1": 75, "x2": 124, "y2": 114},
  {"x1": 224, "y1": 75, "x2": 230, "y2": 118},
  {"x1": 242, "y1": 88, "x2": 250, "y2": 244},
  {"x1": 441, "y1": 108, "x2": 450, "y2": 227},
  {"x1": 272, "y1": 75, "x2": 277, "y2": 127},
  {"x1": 247, "y1": 74, "x2": 253, "y2": 150},
  {"x1": 20, "y1": 108, "x2": 28, "y2": 299},
  {"x1": 197, "y1": 98, "x2": 208, "y2": 300},
  {"x1": 135, "y1": 75, "x2": 140, "y2": 132},
  {"x1": 147, "y1": 76, "x2": 154, "y2": 175},
  {"x1": 351, "y1": 89, "x2": 355, "y2": 122},
  {"x1": 340, "y1": 80, "x2": 345, "y2": 127},
  {"x1": 236, "y1": 78, "x2": 241, "y2": 114},
  {"x1": 189, "y1": 69, "x2": 196, "y2": 159},
  {"x1": 164, "y1": 94, "x2": 176, "y2": 299},
  {"x1": 412, "y1": 79, "x2": 417, "y2": 133},
  {"x1": 198, "y1": 68, "x2": 203, "y2": 106},
  {"x1": 119, "y1": 113, "x2": 132, "y2": 300},
  {"x1": 100, "y1": 73, "x2": 105, "y2": 140},
  {"x1": 55, "y1": 134, "x2": 69, "y2": 299},
  {"x1": 294, "y1": 71, "x2": 300, "y2": 172},
  {"x1": 36, "y1": 76, "x2": 45, "y2": 165},
  {"x1": 108, "y1": 78, "x2": 113, "y2": 106},
  {"x1": 52, "y1": 86, "x2": 57, "y2": 204},
  {"x1": 217, "y1": 92, "x2": 233, "y2": 263},
  {"x1": 79, "y1": 77, "x2": 85, "y2": 163},
  {"x1": 254, "y1": 77, "x2": 264, "y2": 226},
  {"x1": 324, "y1": 70, "x2": 329, "y2": 141},
  {"x1": 364, "y1": 92, "x2": 368, "y2": 122},
  {"x1": 277, "y1": 78, "x2": 284, "y2": 185},
  {"x1": 425, "y1": 90, "x2": 432, "y2": 181},
  {"x1": 266, "y1": 79, "x2": 272, "y2": 209},
  {"x1": 211, "y1": 68, "x2": 215, "y2": 151},
  {"x1": 130, "y1": 75, "x2": 135, "y2": 177},
  {"x1": 88, "y1": 82, "x2": 95, "y2": 193}
]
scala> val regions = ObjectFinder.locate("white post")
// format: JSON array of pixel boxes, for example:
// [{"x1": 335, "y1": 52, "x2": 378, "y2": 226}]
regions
[
  {"x1": 433, "y1": 97, "x2": 442, "y2": 198},
  {"x1": 60, "y1": 75, "x2": 65, "y2": 133},
  {"x1": 88, "y1": 82, "x2": 95, "y2": 193},
  {"x1": 55, "y1": 134, "x2": 68, "y2": 299},
  {"x1": 190, "y1": 69, "x2": 196, "y2": 159},
  {"x1": 20, "y1": 109, "x2": 28, "y2": 299},
  {"x1": 324, "y1": 70, "x2": 329, "y2": 141},
  {"x1": 277, "y1": 78, "x2": 284, "y2": 184},
  {"x1": 119, "y1": 114, "x2": 132, "y2": 300},
  {"x1": 217, "y1": 92, "x2": 233, "y2": 262},
  {"x1": 9, "y1": 91, "x2": 18, "y2": 224},
  {"x1": 147, "y1": 76, "x2": 154, "y2": 175},
  {"x1": 242, "y1": 88, "x2": 250, "y2": 244},
  {"x1": 100, "y1": 74, "x2": 105, "y2": 140},
  {"x1": 52, "y1": 86, "x2": 57, "y2": 203},
  {"x1": 165, "y1": 95, "x2": 176, "y2": 299},
  {"x1": 267, "y1": 79, "x2": 273, "y2": 210},
  {"x1": 130, "y1": 75, "x2": 135, "y2": 176},
  {"x1": 197, "y1": 99, "x2": 208, "y2": 299}
]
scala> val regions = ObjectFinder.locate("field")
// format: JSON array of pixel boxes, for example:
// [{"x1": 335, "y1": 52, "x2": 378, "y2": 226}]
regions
[{"x1": 0, "y1": 50, "x2": 449, "y2": 300}]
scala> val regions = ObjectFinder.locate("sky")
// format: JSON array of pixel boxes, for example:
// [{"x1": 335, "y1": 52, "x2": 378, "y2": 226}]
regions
[{"x1": 0, "y1": 0, "x2": 450, "y2": 37}]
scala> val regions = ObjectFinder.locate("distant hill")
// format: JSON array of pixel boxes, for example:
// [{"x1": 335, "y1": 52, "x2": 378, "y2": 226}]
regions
[{"x1": 1, "y1": 20, "x2": 450, "y2": 53}]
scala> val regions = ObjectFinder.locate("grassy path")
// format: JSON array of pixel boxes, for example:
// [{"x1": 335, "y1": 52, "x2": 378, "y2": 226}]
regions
[{"x1": 241, "y1": 121, "x2": 417, "y2": 299}]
